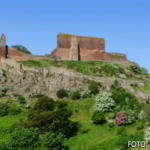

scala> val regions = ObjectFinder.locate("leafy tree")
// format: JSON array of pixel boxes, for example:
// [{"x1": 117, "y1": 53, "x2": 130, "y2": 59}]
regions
[
  {"x1": 11, "y1": 45, "x2": 31, "y2": 54},
  {"x1": 91, "y1": 110, "x2": 106, "y2": 124},
  {"x1": 24, "y1": 96, "x2": 78, "y2": 138},
  {"x1": 57, "y1": 89, "x2": 68, "y2": 99},
  {"x1": 94, "y1": 92, "x2": 115, "y2": 112},
  {"x1": 111, "y1": 89, "x2": 142, "y2": 113},
  {"x1": 39, "y1": 131, "x2": 68, "y2": 150}
]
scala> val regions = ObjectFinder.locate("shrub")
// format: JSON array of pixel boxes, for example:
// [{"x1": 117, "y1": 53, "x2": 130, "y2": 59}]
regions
[
  {"x1": 108, "y1": 120, "x2": 114, "y2": 128},
  {"x1": 111, "y1": 89, "x2": 142, "y2": 113},
  {"x1": 137, "y1": 125, "x2": 144, "y2": 131},
  {"x1": 141, "y1": 67, "x2": 148, "y2": 73},
  {"x1": 115, "y1": 111, "x2": 127, "y2": 126},
  {"x1": 138, "y1": 110, "x2": 145, "y2": 120},
  {"x1": 82, "y1": 92, "x2": 91, "y2": 99},
  {"x1": 35, "y1": 90, "x2": 45, "y2": 98},
  {"x1": 57, "y1": 101, "x2": 68, "y2": 108},
  {"x1": 8, "y1": 118, "x2": 25, "y2": 133},
  {"x1": 91, "y1": 110, "x2": 106, "y2": 124},
  {"x1": 130, "y1": 83, "x2": 138, "y2": 87},
  {"x1": 0, "y1": 103, "x2": 8, "y2": 117},
  {"x1": 11, "y1": 45, "x2": 31, "y2": 54},
  {"x1": 25, "y1": 104, "x2": 30, "y2": 109},
  {"x1": 78, "y1": 126, "x2": 90, "y2": 133},
  {"x1": 130, "y1": 65, "x2": 141, "y2": 74},
  {"x1": 118, "y1": 68, "x2": 125, "y2": 74},
  {"x1": 6, "y1": 99, "x2": 13, "y2": 103},
  {"x1": 0, "y1": 92, "x2": 5, "y2": 97},
  {"x1": 117, "y1": 126, "x2": 126, "y2": 135},
  {"x1": 8, "y1": 107, "x2": 21, "y2": 115},
  {"x1": 70, "y1": 90, "x2": 80, "y2": 100},
  {"x1": 94, "y1": 92, "x2": 115, "y2": 112},
  {"x1": 111, "y1": 80, "x2": 122, "y2": 90},
  {"x1": 144, "y1": 127, "x2": 150, "y2": 142},
  {"x1": 12, "y1": 93, "x2": 20, "y2": 97},
  {"x1": 88, "y1": 81, "x2": 99, "y2": 95},
  {"x1": 17, "y1": 96, "x2": 26, "y2": 104},
  {"x1": 125, "y1": 109, "x2": 136, "y2": 124},
  {"x1": 56, "y1": 89, "x2": 68, "y2": 99},
  {"x1": 1, "y1": 86, "x2": 7, "y2": 93}
]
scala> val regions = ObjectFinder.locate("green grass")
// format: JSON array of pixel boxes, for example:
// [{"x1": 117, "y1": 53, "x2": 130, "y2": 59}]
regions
[
  {"x1": 131, "y1": 80, "x2": 150, "y2": 94},
  {"x1": 17, "y1": 59, "x2": 128, "y2": 77},
  {"x1": 0, "y1": 97, "x2": 39, "y2": 142},
  {"x1": 0, "y1": 96, "x2": 148, "y2": 149}
]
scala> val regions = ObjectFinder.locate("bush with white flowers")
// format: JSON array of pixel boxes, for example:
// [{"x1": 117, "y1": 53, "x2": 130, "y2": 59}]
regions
[
  {"x1": 138, "y1": 110, "x2": 145, "y2": 120},
  {"x1": 125, "y1": 109, "x2": 136, "y2": 124},
  {"x1": 144, "y1": 127, "x2": 150, "y2": 142},
  {"x1": 94, "y1": 92, "x2": 115, "y2": 112}
]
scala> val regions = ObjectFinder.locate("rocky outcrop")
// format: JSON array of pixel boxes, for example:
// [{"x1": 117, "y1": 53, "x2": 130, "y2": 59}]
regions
[{"x1": 0, "y1": 61, "x2": 150, "y2": 101}]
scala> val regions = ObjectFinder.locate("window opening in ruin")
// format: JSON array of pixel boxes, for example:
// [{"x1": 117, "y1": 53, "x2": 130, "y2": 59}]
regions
[
  {"x1": 78, "y1": 45, "x2": 80, "y2": 61},
  {"x1": 6, "y1": 45, "x2": 8, "y2": 58}
]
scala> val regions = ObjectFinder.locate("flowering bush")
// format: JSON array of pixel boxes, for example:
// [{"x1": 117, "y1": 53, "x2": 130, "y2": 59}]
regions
[
  {"x1": 115, "y1": 111, "x2": 127, "y2": 126},
  {"x1": 94, "y1": 92, "x2": 115, "y2": 112},
  {"x1": 125, "y1": 109, "x2": 136, "y2": 124},
  {"x1": 144, "y1": 127, "x2": 150, "y2": 142},
  {"x1": 138, "y1": 110, "x2": 145, "y2": 120}
]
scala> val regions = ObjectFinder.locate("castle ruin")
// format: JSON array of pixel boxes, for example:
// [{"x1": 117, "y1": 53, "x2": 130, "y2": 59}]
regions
[{"x1": 0, "y1": 33, "x2": 138, "y2": 66}]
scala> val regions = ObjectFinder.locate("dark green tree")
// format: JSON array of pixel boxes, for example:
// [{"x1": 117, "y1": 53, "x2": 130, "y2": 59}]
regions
[{"x1": 11, "y1": 45, "x2": 31, "y2": 54}]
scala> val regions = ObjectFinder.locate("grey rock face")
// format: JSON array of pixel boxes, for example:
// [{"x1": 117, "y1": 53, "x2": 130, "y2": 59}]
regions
[{"x1": 116, "y1": 73, "x2": 126, "y2": 79}]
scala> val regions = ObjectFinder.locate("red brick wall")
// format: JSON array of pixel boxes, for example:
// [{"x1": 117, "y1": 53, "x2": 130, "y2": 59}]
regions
[
  {"x1": 0, "y1": 46, "x2": 6, "y2": 60},
  {"x1": 8, "y1": 47, "x2": 24, "y2": 57},
  {"x1": 55, "y1": 34, "x2": 105, "y2": 61},
  {"x1": 76, "y1": 36, "x2": 105, "y2": 61},
  {"x1": 52, "y1": 34, "x2": 72, "y2": 60}
]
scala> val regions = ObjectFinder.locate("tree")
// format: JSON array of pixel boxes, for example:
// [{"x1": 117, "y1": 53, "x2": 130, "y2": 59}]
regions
[
  {"x1": 0, "y1": 128, "x2": 68, "y2": 150},
  {"x1": 11, "y1": 45, "x2": 31, "y2": 54},
  {"x1": 91, "y1": 110, "x2": 106, "y2": 124},
  {"x1": 94, "y1": 92, "x2": 115, "y2": 112},
  {"x1": 24, "y1": 96, "x2": 78, "y2": 138}
]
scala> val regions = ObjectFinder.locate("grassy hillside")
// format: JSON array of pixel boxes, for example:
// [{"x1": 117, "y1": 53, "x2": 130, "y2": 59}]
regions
[{"x1": 0, "y1": 95, "x2": 149, "y2": 150}]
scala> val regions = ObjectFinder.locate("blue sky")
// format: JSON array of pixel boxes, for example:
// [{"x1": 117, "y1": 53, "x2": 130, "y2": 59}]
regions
[{"x1": 0, "y1": 0, "x2": 150, "y2": 73}]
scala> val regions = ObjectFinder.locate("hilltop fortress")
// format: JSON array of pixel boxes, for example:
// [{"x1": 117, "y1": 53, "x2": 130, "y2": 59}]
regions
[{"x1": 0, "y1": 33, "x2": 138, "y2": 66}]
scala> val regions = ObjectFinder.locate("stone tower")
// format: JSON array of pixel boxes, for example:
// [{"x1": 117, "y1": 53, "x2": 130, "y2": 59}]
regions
[{"x1": 0, "y1": 34, "x2": 6, "y2": 46}]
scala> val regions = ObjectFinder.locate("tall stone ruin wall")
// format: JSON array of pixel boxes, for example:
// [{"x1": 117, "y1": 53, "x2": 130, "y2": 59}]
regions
[{"x1": 51, "y1": 33, "x2": 105, "y2": 61}]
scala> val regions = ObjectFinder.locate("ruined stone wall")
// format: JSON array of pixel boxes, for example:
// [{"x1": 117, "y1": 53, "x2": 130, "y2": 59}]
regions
[
  {"x1": 76, "y1": 36, "x2": 105, "y2": 61},
  {"x1": 0, "y1": 46, "x2": 6, "y2": 61},
  {"x1": 52, "y1": 33, "x2": 105, "y2": 61},
  {"x1": 50, "y1": 34, "x2": 72, "y2": 60},
  {"x1": 105, "y1": 52, "x2": 139, "y2": 66},
  {"x1": 0, "y1": 34, "x2": 6, "y2": 60}
]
